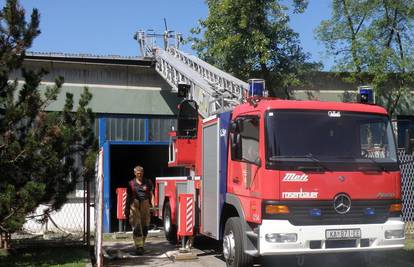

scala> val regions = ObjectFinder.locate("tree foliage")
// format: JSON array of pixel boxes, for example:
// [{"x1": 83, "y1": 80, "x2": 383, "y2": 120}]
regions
[
  {"x1": 0, "y1": 0, "x2": 96, "y2": 233},
  {"x1": 316, "y1": 0, "x2": 414, "y2": 116},
  {"x1": 189, "y1": 0, "x2": 319, "y2": 98}
]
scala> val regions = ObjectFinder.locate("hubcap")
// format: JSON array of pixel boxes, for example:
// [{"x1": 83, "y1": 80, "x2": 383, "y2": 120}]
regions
[{"x1": 223, "y1": 230, "x2": 235, "y2": 264}]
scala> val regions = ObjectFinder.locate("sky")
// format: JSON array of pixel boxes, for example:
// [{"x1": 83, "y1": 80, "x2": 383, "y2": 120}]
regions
[{"x1": 18, "y1": 0, "x2": 333, "y2": 69}]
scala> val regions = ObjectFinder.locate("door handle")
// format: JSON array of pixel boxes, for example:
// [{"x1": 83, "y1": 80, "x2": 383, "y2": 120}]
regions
[{"x1": 233, "y1": 177, "x2": 240, "y2": 184}]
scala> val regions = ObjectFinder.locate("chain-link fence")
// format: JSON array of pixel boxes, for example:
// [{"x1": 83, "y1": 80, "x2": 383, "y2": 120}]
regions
[
  {"x1": 8, "y1": 178, "x2": 93, "y2": 247},
  {"x1": 399, "y1": 149, "x2": 414, "y2": 236}
]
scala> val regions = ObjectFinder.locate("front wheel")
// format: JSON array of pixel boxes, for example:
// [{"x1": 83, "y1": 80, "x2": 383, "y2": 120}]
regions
[
  {"x1": 223, "y1": 217, "x2": 253, "y2": 267},
  {"x1": 163, "y1": 202, "x2": 177, "y2": 244}
]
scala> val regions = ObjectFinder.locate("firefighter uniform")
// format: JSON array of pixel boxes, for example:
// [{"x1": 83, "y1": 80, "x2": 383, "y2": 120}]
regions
[{"x1": 125, "y1": 170, "x2": 153, "y2": 253}]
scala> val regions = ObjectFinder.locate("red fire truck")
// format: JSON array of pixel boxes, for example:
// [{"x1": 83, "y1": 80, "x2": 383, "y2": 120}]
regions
[
  {"x1": 155, "y1": 89, "x2": 404, "y2": 267},
  {"x1": 136, "y1": 36, "x2": 405, "y2": 266}
]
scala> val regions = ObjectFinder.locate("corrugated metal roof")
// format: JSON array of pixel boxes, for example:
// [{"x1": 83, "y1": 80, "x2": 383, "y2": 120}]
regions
[
  {"x1": 26, "y1": 51, "x2": 143, "y2": 59},
  {"x1": 25, "y1": 51, "x2": 154, "y2": 66}
]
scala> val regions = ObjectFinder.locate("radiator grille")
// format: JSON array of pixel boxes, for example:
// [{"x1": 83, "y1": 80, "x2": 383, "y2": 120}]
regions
[{"x1": 287, "y1": 201, "x2": 392, "y2": 226}]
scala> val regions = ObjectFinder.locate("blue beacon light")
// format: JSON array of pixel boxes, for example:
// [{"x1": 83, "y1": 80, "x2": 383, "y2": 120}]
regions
[
  {"x1": 365, "y1": 208, "x2": 375, "y2": 216},
  {"x1": 309, "y1": 208, "x2": 322, "y2": 217},
  {"x1": 248, "y1": 79, "x2": 266, "y2": 97}
]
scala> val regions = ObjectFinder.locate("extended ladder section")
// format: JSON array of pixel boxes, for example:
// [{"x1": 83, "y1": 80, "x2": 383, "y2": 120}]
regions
[
  {"x1": 155, "y1": 47, "x2": 248, "y2": 118},
  {"x1": 135, "y1": 29, "x2": 248, "y2": 118}
]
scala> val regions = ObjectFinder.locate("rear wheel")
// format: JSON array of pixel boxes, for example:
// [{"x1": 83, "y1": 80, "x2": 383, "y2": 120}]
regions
[
  {"x1": 163, "y1": 202, "x2": 177, "y2": 244},
  {"x1": 223, "y1": 217, "x2": 253, "y2": 267}
]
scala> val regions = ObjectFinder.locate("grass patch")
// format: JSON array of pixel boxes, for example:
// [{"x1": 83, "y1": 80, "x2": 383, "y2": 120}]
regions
[
  {"x1": 0, "y1": 245, "x2": 89, "y2": 267},
  {"x1": 405, "y1": 238, "x2": 414, "y2": 251},
  {"x1": 0, "y1": 249, "x2": 8, "y2": 257}
]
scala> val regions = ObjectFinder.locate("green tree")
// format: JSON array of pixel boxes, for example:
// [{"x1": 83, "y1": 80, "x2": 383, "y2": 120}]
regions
[
  {"x1": 316, "y1": 0, "x2": 414, "y2": 116},
  {"x1": 189, "y1": 0, "x2": 319, "y2": 98},
  {"x1": 0, "y1": 0, "x2": 96, "y2": 235}
]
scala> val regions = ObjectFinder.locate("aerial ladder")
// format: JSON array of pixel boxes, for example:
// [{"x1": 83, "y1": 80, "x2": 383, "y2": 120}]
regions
[{"x1": 134, "y1": 29, "x2": 249, "y2": 118}]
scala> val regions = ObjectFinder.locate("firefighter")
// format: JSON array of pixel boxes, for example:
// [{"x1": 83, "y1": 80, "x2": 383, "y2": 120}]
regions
[{"x1": 125, "y1": 165, "x2": 154, "y2": 255}]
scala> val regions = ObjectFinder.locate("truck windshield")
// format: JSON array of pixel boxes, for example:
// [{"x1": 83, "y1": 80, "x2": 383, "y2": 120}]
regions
[{"x1": 265, "y1": 110, "x2": 398, "y2": 171}]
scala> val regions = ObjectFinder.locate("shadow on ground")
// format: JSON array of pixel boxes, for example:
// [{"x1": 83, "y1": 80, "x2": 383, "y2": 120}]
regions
[
  {"x1": 260, "y1": 251, "x2": 414, "y2": 267},
  {"x1": 103, "y1": 238, "x2": 178, "y2": 266},
  {"x1": 102, "y1": 234, "x2": 414, "y2": 267},
  {"x1": 192, "y1": 236, "x2": 414, "y2": 267}
]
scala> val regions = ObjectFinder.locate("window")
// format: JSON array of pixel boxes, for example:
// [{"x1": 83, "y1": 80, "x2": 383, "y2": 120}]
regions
[
  {"x1": 360, "y1": 121, "x2": 395, "y2": 159},
  {"x1": 149, "y1": 118, "x2": 176, "y2": 141},
  {"x1": 106, "y1": 117, "x2": 145, "y2": 141},
  {"x1": 231, "y1": 116, "x2": 260, "y2": 164},
  {"x1": 265, "y1": 110, "x2": 398, "y2": 171}
]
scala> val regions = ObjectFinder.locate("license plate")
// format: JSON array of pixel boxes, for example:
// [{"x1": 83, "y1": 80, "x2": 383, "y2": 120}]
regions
[{"x1": 326, "y1": 229, "x2": 361, "y2": 240}]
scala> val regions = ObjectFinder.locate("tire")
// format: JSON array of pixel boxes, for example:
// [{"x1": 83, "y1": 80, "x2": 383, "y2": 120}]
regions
[
  {"x1": 163, "y1": 202, "x2": 177, "y2": 244},
  {"x1": 223, "y1": 217, "x2": 253, "y2": 267}
]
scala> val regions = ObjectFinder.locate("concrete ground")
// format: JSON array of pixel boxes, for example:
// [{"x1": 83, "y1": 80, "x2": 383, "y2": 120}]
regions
[{"x1": 102, "y1": 232, "x2": 414, "y2": 267}]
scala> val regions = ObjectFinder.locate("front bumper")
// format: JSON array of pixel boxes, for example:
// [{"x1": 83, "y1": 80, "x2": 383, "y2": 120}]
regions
[{"x1": 259, "y1": 218, "x2": 405, "y2": 256}]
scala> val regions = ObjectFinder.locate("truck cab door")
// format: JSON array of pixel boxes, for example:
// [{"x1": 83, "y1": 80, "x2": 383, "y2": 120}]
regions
[{"x1": 228, "y1": 116, "x2": 261, "y2": 196}]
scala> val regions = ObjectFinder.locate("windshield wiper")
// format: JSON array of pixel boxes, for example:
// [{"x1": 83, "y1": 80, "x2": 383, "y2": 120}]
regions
[
  {"x1": 303, "y1": 153, "x2": 331, "y2": 172},
  {"x1": 269, "y1": 155, "x2": 304, "y2": 160},
  {"x1": 333, "y1": 155, "x2": 357, "y2": 160},
  {"x1": 358, "y1": 157, "x2": 387, "y2": 172},
  {"x1": 334, "y1": 155, "x2": 387, "y2": 171},
  {"x1": 269, "y1": 154, "x2": 331, "y2": 172}
]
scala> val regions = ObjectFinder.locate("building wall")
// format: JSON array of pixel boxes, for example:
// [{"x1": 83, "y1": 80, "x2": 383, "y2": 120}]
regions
[
  {"x1": 16, "y1": 55, "x2": 180, "y2": 233},
  {"x1": 13, "y1": 56, "x2": 180, "y2": 115}
]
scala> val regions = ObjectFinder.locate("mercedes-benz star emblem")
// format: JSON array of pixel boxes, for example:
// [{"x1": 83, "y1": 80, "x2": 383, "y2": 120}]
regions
[
  {"x1": 333, "y1": 193, "x2": 351, "y2": 214},
  {"x1": 338, "y1": 175, "x2": 346, "y2": 182}
]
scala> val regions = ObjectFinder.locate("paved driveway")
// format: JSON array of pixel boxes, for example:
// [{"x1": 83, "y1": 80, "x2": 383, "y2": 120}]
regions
[{"x1": 103, "y1": 234, "x2": 414, "y2": 267}]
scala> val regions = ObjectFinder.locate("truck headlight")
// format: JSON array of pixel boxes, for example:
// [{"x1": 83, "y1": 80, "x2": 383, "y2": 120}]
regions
[
  {"x1": 265, "y1": 233, "x2": 297, "y2": 243},
  {"x1": 385, "y1": 229, "x2": 404, "y2": 239}
]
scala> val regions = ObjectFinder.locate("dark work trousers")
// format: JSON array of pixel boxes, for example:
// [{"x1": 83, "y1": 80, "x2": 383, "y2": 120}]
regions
[{"x1": 128, "y1": 199, "x2": 150, "y2": 248}]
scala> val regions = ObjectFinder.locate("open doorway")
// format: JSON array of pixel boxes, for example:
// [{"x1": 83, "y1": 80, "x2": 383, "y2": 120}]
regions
[{"x1": 109, "y1": 144, "x2": 186, "y2": 232}]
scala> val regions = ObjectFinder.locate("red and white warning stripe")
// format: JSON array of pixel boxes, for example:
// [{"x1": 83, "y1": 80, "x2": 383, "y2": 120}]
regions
[
  {"x1": 122, "y1": 191, "x2": 127, "y2": 217},
  {"x1": 186, "y1": 196, "x2": 193, "y2": 233}
]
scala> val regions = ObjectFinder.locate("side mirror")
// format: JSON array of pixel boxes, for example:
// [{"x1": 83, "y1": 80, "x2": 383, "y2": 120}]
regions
[
  {"x1": 231, "y1": 133, "x2": 242, "y2": 160},
  {"x1": 404, "y1": 129, "x2": 414, "y2": 154},
  {"x1": 229, "y1": 119, "x2": 244, "y2": 133},
  {"x1": 237, "y1": 119, "x2": 244, "y2": 132},
  {"x1": 229, "y1": 121, "x2": 238, "y2": 133}
]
